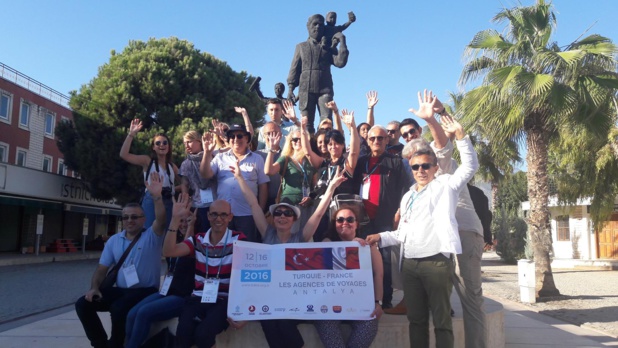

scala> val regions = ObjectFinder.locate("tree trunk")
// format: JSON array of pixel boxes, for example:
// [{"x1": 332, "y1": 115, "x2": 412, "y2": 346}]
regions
[
  {"x1": 525, "y1": 121, "x2": 560, "y2": 297},
  {"x1": 491, "y1": 182, "x2": 499, "y2": 211}
]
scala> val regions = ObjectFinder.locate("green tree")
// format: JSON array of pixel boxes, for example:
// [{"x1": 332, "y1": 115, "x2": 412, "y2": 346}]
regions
[
  {"x1": 56, "y1": 37, "x2": 264, "y2": 204},
  {"x1": 459, "y1": 0, "x2": 618, "y2": 297}
]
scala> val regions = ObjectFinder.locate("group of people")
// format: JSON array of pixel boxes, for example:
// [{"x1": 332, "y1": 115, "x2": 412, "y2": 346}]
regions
[{"x1": 75, "y1": 89, "x2": 493, "y2": 348}]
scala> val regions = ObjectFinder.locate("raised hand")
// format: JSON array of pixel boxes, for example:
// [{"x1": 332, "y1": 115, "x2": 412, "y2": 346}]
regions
[
  {"x1": 229, "y1": 159, "x2": 243, "y2": 179},
  {"x1": 172, "y1": 192, "x2": 192, "y2": 221},
  {"x1": 129, "y1": 119, "x2": 143, "y2": 136},
  {"x1": 234, "y1": 107, "x2": 247, "y2": 115},
  {"x1": 440, "y1": 114, "x2": 465, "y2": 140},
  {"x1": 201, "y1": 131, "x2": 216, "y2": 153},
  {"x1": 340, "y1": 109, "x2": 356, "y2": 129},
  {"x1": 325, "y1": 100, "x2": 339, "y2": 113},
  {"x1": 282, "y1": 99, "x2": 298, "y2": 124},
  {"x1": 145, "y1": 172, "x2": 163, "y2": 197},
  {"x1": 366, "y1": 91, "x2": 379, "y2": 108},
  {"x1": 328, "y1": 166, "x2": 347, "y2": 191},
  {"x1": 409, "y1": 89, "x2": 440, "y2": 121},
  {"x1": 267, "y1": 131, "x2": 282, "y2": 149}
]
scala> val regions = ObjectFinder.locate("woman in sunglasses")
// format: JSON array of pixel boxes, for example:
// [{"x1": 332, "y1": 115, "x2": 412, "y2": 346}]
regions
[
  {"x1": 120, "y1": 119, "x2": 178, "y2": 229},
  {"x1": 233, "y1": 160, "x2": 346, "y2": 348},
  {"x1": 264, "y1": 110, "x2": 323, "y2": 228},
  {"x1": 315, "y1": 205, "x2": 383, "y2": 348}
]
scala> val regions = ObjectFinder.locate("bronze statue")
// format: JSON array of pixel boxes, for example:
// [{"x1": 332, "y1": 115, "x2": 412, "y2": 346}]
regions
[
  {"x1": 322, "y1": 11, "x2": 356, "y2": 52},
  {"x1": 287, "y1": 14, "x2": 351, "y2": 133}
]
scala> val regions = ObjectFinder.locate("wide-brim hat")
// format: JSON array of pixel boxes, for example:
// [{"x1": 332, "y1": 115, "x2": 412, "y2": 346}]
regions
[
  {"x1": 226, "y1": 124, "x2": 251, "y2": 140},
  {"x1": 268, "y1": 202, "x2": 301, "y2": 219}
]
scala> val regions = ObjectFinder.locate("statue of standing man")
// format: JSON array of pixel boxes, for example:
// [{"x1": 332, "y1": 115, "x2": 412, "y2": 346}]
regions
[{"x1": 287, "y1": 14, "x2": 351, "y2": 133}]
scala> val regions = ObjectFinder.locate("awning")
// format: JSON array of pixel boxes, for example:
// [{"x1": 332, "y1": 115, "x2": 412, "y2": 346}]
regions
[
  {"x1": 64, "y1": 203, "x2": 122, "y2": 216},
  {"x1": 0, "y1": 195, "x2": 63, "y2": 210}
]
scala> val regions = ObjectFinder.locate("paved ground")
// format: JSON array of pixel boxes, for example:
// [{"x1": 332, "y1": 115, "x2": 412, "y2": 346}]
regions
[{"x1": 481, "y1": 252, "x2": 618, "y2": 338}]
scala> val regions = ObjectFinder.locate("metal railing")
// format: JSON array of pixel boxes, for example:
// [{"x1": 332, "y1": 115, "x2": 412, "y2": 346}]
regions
[{"x1": 0, "y1": 62, "x2": 71, "y2": 109}]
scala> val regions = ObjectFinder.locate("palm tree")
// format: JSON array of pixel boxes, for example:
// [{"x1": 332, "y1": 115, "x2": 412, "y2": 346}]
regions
[
  {"x1": 445, "y1": 92, "x2": 522, "y2": 210},
  {"x1": 459, "y1": 0, "x2": 618, "y2": 297}
]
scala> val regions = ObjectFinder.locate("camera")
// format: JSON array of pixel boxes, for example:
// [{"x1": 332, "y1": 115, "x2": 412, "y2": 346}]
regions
[{"x1": 161, "y1": 187, "x2": 173, "y2": 199}]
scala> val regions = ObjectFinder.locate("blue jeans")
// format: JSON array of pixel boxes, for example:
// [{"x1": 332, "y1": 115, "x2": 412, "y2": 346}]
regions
[
  {"x1": 125, "y1": 293, "x2": 186, "y2": 348},
  {"x1": 142, "y1": 190, "x2": 173, "y2": 229}
]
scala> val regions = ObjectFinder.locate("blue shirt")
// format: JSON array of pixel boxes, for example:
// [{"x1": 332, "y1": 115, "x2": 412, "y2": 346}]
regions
[
  {"x1": 211, "y1": 149, "x2": 270, "y2": 216},
  {"x1": 99, "y1": 227, "x2": 164, "y2": 289}
]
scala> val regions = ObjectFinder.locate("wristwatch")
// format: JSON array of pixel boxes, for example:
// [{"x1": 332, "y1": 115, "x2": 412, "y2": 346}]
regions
[{"x1": 269, "y1": 149, "x2": 280, "y2": 154}]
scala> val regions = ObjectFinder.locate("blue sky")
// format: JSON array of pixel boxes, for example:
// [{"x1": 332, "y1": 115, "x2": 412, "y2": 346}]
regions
[{"x1": 3, "y1": 0, "x2": 617, "y2": 135}]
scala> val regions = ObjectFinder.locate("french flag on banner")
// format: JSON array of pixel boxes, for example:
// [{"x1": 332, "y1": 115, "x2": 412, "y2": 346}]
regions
[{"x1": 285, "y1": 246, "x2": 360, "y2": 271}]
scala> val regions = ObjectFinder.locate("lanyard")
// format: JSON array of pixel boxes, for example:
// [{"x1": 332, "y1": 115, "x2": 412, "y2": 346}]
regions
[
  {"x1": 203, "y1": 229, "x2": 230, "y2": 279},
  {"x1": 364, "y1": 157, "x2": 382, "y2": 181},
  {"x1": 293, "y1": 158, "x2": 309, "y2": 185},
  {"x1": 168, "y1": 257, "x2": 179, "y2": 273},
  {"x1": 403, "y1": 188, "x2": 425, "y2": 221}
]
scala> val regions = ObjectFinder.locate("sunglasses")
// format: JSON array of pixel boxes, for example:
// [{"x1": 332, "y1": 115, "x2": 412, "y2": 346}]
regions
[
  {"x1": 411, "y1": 163, "x2": 433, "y2": 171},
  {"x1": 273, "y1": 210, "x2": 295, "y2": 217},
  {"x1": 228, "y1": 134, "x2": 245, "y2": 140},
  {"x1": 122, "y1": 215, "x2": 144, "y2": 221},
  {"x1": 291, "y1": 137, "x2": 301, "y2": 143},
  {"x1": 386, "y1": 129, "x2": 397, "y2": 135},
  {"x1": 368, "y1": 136, "x2": 385, "y2": 142},
  {"x1": 402, "y1": 129, "x2": 418, "y2": 138},
  {"x1": 154, "y1": 140, "x2": 168, "y2": 146},
  {"x1": 208, "y1": 212, "x2": 229, "y2": 219},
  {"x1": 336, "y1": 216, "x2": 356, "y2": 224}
]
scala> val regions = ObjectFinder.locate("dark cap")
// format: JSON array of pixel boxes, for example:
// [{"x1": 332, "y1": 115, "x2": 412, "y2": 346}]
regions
[{"x1": 226, "y1": 124, "x2": 251, "y2": 140}]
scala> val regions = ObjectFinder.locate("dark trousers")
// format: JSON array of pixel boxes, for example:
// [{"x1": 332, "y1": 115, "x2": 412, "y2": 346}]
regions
[
  {"x1": 175, "y1": 296, "x2": 229, "y2": 348},
  {"x1": 260, "y1": 320, "x2": 304, "y2": 348},
  {"x1": 75, "y1": 286, "x2": 157, "y2": 348},
  {"x1": 230, "y1": 215, "x2": 259, "y2": 242},
  {"x1": 300, "y1": 92, "x2": 333, "y2": 133}
]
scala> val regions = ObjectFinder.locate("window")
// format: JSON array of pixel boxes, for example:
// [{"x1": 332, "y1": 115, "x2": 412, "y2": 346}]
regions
[
  {"x1": 19, "y1": 102, "x2": 30, "y2": 128},
  {"x1": 0, "y1": 92, "x2": 11, "y2": 123},
  {"x1": 0, "y1": 143, "x2": 8, "y2": 162},
  {"x1": 16, "y1": 149, "x2": 27, "y2": 167},
  {"x1": 45, "y1": 111, "x2": 55, "y2": 137},
  {"x1": 58, "y1": 159, "x2": 67, "y2": 175},
  {"x1": 43, "y1": 156, "x2": 53, "y2": 172},
  {"x1": 556, "y1": 215, "x2": 570, "y2": 241}
]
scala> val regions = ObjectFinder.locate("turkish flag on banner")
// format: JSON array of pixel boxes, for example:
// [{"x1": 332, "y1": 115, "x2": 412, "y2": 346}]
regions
[{"x1": 285, "y1": 247, "x2": 360, "y2": 271}]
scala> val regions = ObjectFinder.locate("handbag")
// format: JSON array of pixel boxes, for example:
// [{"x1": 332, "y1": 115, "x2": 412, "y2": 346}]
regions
[{"x1": 100, "y1": 230, "x2": 143, "y2": 290}]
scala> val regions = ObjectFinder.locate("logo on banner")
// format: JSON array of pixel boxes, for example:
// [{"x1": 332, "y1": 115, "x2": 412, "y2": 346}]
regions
[
  {"x1": 306, "y1": 305, "x2": 314, "y2": 312},
  {"x1": 285, "y1": 247, "x2": 360, "y2": 271},
  {"x1": 249, "y1": 305, "x2": 256, "y2": 313},
  {"x1": 235, "y1": 306, "x2": 240, "y2": 312},
  {"x1": 320, "y1": 305, "x2": 328, "y2": 313},
  {"x1": 289, "y1": 307, "x2": 300, "y2": 312},
  {"x1": 262, "y1": 305, "x2": 270, "y2": 313},
  {"x1": 332, "y1": 306, "x2": 342, "y2": 313}
]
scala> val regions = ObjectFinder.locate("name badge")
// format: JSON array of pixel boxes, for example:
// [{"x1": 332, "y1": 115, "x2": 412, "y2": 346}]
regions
[
  {"x1": 122, "y1": 264, "x2": 140, "y2": 288},
  {"x1": 360, "y1": 177, "x2": 370, "y2": 200},
  {"x1": 302, "y1": 184, "x2": 310, "y2": 198},
  {"x1": 200, "y1": 188, "x2": 214, "y2": 204},
  {"x1": 201, "y1": 279, "x2": 220, "y2": 303},
  {"x1": 159, "y1": 273, "x2": 173, "y2": 296}
]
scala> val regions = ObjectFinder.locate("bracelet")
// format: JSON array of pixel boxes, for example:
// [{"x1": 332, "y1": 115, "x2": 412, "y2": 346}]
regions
[
  {"x1": 438, "y1": 108, "x2": 447, "y2": 115},
  {"x1": 269, "y1": 149, "x2": 280, "y2": 153},
  {"x1": 152, "y1": 196, "x2": 162, "y2": 201},
  {"x1": 167, "y1": 229, "x2": 177, "y2": 233},
  {"x1": 375, "y1": 300, "x2": 381, "y2": 304}
]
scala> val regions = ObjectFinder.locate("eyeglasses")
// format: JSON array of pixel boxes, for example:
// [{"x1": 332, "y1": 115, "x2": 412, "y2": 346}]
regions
[
  {"x1": 368, "y1": 136, "x2": 385, "y2": 142},
  {"x1": 155, "y1": 140, "x2": 168, "y2": 146},
  {"x1": 336, "y1": 216, "x2": 356, "y2": 224},
  {"x1": 208, "y1": 212, "x2": 230, "y2": 219},
  {"x1": 291, "y1": 138, "x2": 301, "y2": 143},
  {"x1": 273, "y1": 210, "x2": 295, "y2": 217},
  {"x1": 122, "y1": 215, "x2": 145, "y2": 221},
  {"x1": 402, "y1": 129, "x2": 418, "y2": 138},
  {"x1": 386, "y1": 129, "x2": 397, "y2": 135},
  {"x1": 228, "y1": 134, "x2": 245, "y2": 140},
  {"x1": 320, "y1": 127, "x2": 332, "y2": 132},
  {"x1": 411, "y1": 163, "x2": 433, "y2": 171}
]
